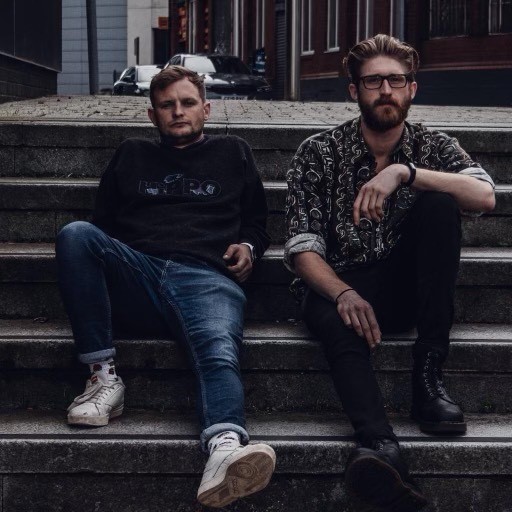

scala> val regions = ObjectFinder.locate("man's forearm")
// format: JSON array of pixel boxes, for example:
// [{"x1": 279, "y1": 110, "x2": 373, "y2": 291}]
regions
[
  {"x1": 293, "y1": 251, "x2": 352, "y2": 303},
  {"x1": 412, "y1": 167, "x2": 495, "y2": 212}
]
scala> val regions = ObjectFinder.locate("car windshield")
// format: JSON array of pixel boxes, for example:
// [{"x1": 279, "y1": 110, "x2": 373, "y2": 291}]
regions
[
  {"x1": 137, "y1": 67, "x2": 160, "y2": 82},
  {"x1": 183, "y1": 56, "x2": 251, "y2": 75}
]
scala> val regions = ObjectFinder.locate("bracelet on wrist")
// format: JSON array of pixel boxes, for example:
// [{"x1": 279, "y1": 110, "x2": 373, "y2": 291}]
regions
[
  {"x1": 404, "y1": 161, "x2": 416, "y2": 187},
  {"x1": 335, "y1": 288, "x2": 355, "y2": 304}
]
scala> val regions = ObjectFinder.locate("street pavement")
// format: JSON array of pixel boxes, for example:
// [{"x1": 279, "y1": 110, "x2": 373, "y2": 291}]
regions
[{"x1": 0, "y1": 95, "x2": 511, "y2": 128}]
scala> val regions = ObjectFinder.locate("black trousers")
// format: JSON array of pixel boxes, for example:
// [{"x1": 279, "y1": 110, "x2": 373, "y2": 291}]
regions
[{"x1": 302, "y1": 192, "x2": 462, "y2": 446}]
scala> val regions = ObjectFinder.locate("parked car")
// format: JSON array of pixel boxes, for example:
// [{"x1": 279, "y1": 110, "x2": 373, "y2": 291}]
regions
[
  {"x1": 112, "y1": 65, "x2": 162, "y2": 96},
  {"x1": 165, "y1": 54, "x2": 272, "y2": 100}
]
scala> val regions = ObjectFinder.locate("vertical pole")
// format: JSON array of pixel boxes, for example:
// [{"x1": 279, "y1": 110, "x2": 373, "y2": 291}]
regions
[
  {"x1": 289, "y1": 0, "x2": 300, "y2": 100},
  {"x1": 233, "y1": 0, "x2": 240, "y2": 56},
  {"x1": 86, "y1": 0, "x2": 99, "y2": 94}
]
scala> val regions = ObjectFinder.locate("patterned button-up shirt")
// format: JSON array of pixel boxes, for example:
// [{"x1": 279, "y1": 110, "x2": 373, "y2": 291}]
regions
[{"x1": 285, "y1": 118, "x2": 494, "y2": 278}]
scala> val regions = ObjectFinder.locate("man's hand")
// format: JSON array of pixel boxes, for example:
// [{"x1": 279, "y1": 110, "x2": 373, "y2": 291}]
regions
[
  {"x1": 336, "y1": 289, "x2": 382, "y2": 350},
  {"x1": 223, "y1": 244, "x2": 253, "y2": 283},
  {"x1": 353, "y1": 164, "x2": 408, "y2": 225}
]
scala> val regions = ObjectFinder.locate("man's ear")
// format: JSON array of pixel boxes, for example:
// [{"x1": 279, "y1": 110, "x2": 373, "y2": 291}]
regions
[
  {"x1": 349, "y1": 82, "x2": 358, "y2": 101},
  {"x1": 203, "y1": 101, "x2": 211, "y2": 120},
  {"x1": 410, "y1": 81, "x2": 417, "y2": 100},
  {"x1": 148, "y1": 108, "x2": 157, "y2": 126}
]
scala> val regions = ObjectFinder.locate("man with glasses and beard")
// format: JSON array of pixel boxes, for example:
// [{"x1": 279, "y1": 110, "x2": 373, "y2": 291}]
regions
[{"x1": 284, "y1": 34, "x2": 495, "y2": 511}]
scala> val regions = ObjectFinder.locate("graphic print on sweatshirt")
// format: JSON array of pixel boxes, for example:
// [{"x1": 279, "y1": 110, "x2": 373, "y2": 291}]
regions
[{"x1": 138, "y1": 173, "x2": 222, "y2": 198}]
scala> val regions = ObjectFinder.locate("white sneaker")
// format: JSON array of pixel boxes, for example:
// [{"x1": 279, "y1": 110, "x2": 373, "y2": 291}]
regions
[
  {"x1": 67, "y1": 376, "x2": 125, "y2": 427},
  {"x1": 197, "y1": 443, "x2": 276, "y2": 508}
]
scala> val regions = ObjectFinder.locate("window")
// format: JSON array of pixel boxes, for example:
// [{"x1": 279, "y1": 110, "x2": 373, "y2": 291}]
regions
[
  {"x1": 357, "y1": 0, "x2": 374, "y2": 42},
  {"x1": 430, "y1": 0, "x2": 470, "y2": 37},
  {"x1": 301, "y1": 0, "x2": 314, "y2": 55},
  {"x1": 327, "y1": 0, "x2": 339, "y2": 50},
  {"x1": 489, "y1": 0, "x2": 512, "y2": 32}
]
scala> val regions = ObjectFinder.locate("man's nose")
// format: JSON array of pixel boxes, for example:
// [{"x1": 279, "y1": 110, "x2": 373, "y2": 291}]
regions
[
  {"x1": 173, "y1": 103, "x2": 184, "y2": 116},
  {"x1": 380, "y1": 78, "x2": 393, "y2": 94}
]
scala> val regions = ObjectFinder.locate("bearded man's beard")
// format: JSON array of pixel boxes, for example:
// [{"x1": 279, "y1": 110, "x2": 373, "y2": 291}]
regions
[{"x1": 359, "y1": 96, "x2": 412, "y2": 132}]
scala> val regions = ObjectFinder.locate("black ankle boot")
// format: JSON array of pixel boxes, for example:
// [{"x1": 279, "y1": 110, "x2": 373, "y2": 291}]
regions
[
  {"x1": 345, "y1": 439, "x2": 428, "y2": 511},
  {"x1": 411, "y1": 349, "x2": 466, "y2": 434}
]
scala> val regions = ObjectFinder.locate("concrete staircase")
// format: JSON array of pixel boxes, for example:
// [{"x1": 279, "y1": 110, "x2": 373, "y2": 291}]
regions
[{"x1": 0, "y1": 100, "x2": 511, "y2": 511}]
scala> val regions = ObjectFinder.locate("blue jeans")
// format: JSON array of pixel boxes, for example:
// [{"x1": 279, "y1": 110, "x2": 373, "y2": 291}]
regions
[{"x1": 56, "y1": 221, "x2": 249, "y2": 451}]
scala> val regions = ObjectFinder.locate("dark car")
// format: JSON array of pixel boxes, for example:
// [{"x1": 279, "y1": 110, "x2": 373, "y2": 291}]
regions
[
  {"x1": 112, "y1": 65, "x2": 162, "y2": 96},
  {"x1": 165, "y1": 54, "x2": 272, "y2": 100}
]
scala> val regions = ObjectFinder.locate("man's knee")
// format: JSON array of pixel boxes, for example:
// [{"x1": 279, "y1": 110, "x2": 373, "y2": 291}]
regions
[
  {"x1": 416, "y1": 191, "x2": 460, "y2": 219},
  {"x1": 56, "y1": 221, "x2": 103, "y2": 256}
]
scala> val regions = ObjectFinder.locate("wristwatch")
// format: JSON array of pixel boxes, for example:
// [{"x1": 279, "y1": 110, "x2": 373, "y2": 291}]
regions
[{"x1": 404, "y1": 161, "x2": 416, "y2": 187}]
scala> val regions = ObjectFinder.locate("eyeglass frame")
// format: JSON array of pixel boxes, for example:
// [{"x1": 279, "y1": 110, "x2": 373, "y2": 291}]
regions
[{"x1": 356, "y1": 73, "x2": 414, "y2": 90}]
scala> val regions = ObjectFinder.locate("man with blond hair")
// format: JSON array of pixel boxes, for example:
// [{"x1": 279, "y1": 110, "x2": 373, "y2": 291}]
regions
[
  {"x1": 56, "y1": 66, "x2": 275, "y2": 508},
  {"x1": 285, "y1": 34, "x2": 494, "y2": 511}
]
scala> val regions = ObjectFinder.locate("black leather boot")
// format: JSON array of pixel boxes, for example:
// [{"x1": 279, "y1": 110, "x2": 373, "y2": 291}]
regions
[
  {"x1": 345, "y1": 439, "x2": 428, "y2": 511},
  {"x1": 411, "y1": 349, "x2": 466, "y2": 434}
]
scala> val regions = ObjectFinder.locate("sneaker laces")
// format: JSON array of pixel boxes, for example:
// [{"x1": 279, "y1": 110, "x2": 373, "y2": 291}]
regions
[{"x1": 208, "y1": 431, "x2": 241, "y2": 453}]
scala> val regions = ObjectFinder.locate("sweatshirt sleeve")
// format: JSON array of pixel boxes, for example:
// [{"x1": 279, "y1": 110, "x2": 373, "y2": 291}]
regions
[{"x1": 239, "y1": 139, "x2": 271, "y2": 259}]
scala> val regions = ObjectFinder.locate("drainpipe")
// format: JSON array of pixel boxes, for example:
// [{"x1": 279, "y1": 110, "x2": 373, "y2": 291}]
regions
[
  {"x1": 232, "y1": 0, "x2": 240, "y2": 56},
  {"x1": 289, "y1": 0, "x2": 300, "y2": 100},
  {"x1": 86, "y1": 0, "x2": 99, "y2": 94}
]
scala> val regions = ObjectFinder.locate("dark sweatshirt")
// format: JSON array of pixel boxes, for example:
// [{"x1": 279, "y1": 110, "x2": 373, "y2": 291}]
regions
[{"x1": 92, "y1": 135, "x2": 270, "y2": 277}]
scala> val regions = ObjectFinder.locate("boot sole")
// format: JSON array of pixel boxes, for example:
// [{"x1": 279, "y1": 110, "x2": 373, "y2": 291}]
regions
[
  {"x1": 411, "y1": 413, "x2": 467, "y2": 434},
  {"x1": 345, "y1": 454, "x2": 428, "y2": 512},
  {"x1": 67, "y1": 405, "x2": 124, "y2": 427},
  {"x1": 197, "y1": 444, "x2": 276, "y2": 508}
]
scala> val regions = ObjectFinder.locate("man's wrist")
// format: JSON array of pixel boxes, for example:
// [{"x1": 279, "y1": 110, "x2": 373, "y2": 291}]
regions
[
  {"x1": 403, "y1": 161, "x2": 417, "y2": 186},
  {"x1": 240, "y1": 242, "x2": 255, "y2": 262}
]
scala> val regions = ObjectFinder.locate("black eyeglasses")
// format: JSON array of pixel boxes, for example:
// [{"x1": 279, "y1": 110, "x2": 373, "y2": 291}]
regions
[{"x1": 358, "y1": 74, "x2": 411, "y2": 90}]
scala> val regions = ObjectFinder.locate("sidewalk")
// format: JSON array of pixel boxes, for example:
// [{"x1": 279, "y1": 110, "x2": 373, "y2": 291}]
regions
[{"x1": 1, "y1": 95, "x2": 512, "y2": 128}]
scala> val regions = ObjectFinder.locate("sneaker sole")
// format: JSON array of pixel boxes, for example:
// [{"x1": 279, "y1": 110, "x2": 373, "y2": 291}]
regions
[
  {"x1": 67, "y1": 405, "x2": 124, "y2": 427},
  {"x1": 345, "y1": 455, "x2": 428, "y2": 512},
  {"x1": 197, "y1": 444, "x2": 276, "y2": 508}
]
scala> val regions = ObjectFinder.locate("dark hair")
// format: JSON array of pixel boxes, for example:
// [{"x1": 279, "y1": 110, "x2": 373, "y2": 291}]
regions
[
  {"x1": 343, "y1": 34, "x2": 419, "y2": 83},
  {"x1": 150, "y1": 65, "x2": 206, "y2": 105}
]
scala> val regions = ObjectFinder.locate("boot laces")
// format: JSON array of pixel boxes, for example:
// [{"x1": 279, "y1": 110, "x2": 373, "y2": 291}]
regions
[{"x1": 423, "y1": 351, "x2": 449, "y2": 399}]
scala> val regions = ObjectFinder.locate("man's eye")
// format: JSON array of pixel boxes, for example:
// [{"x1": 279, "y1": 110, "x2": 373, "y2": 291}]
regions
[
  {"x1": 365, "y1": 76, "x2": 381, "y2": 85},
  {"x1": 388, "y1": 75, "x2": 403, "y2": 84}
]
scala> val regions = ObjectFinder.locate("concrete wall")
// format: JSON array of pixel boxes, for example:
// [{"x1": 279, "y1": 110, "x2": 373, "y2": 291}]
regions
[
  {"x1": 58, "y1": 0, "x2": 128, "y2": 95},
  {"x1": 127, "y1": 0, "x2": 167, "y2": 66}
]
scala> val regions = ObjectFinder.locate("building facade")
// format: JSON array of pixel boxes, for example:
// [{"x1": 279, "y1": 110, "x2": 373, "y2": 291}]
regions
[
  {"x1": 0, "y1": 0, "x2": 61, "y2": 102},
  {"x1": 59, "y1": 0, "x2": 127, "y2": 95},
  {"x1": 169, "y1": 0, "x2": 512, "y2": 105}
]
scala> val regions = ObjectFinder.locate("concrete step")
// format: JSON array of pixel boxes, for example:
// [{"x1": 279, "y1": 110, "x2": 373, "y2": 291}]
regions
[
  {"x1": 0, "y1": 121, "x2": 511, "y2": 182},
  {"x1": 0, "y1": 408, "x2": 509, "y2": 511},
  {"x1": 0, "y1": 319, "x2": 511, "y2": 414},
  {"x1": 0, "y1": 243, "x2": 511, "y2": 323},
  {"x1": 1, "y1": 179, "x2": 511, "y2": 247}
]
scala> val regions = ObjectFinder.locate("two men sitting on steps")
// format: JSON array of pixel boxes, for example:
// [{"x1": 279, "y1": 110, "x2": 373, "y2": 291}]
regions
[
  {"x1": 56, "y1": 66, "x2": 276, "y2": 509},
  {"x1": 56, "y1": 35, "x2": 495, "y2": 512}
]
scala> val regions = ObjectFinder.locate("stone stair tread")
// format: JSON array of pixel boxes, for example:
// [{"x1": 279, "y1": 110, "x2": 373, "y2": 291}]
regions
[
  {"x1": 0, "y1": 408, "x2": 509, "y2": 476},
  {"x1": 0, "y1": 318, "x2": 511, "y2": 374},
  {"x1": 1, "y1": 177, "x2": 511, "y2": 207},
  {"x1": 2, "y1": 242, "x2": 512, "y2": 260},
  {"x1": 1, "y1": 316, "x2": 512, "y2": 342},
  {"x1": 0, "y1": 408, "x2": 510, "y2": 440}
]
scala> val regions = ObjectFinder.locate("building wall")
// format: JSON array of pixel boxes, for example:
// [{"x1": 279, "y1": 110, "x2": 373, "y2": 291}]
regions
[
  {"x1": 58, "y1": 0, "x2": 128, "y2": 95},
  {"x1": 127, "y1": 0, "x2": 167, "y2": 66},
  {"x1": 0, "y1": 0, "x2": 61, "y2": 102}
]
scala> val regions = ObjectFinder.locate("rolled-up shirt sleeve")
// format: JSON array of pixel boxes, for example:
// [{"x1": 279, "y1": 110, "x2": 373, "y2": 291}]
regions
[
  {"x1": 284, "y1": 138, "x2": 330, "y2": 273},
  {"x1": 284, "y1": 233, "x2": 326, "y2": 272}
]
